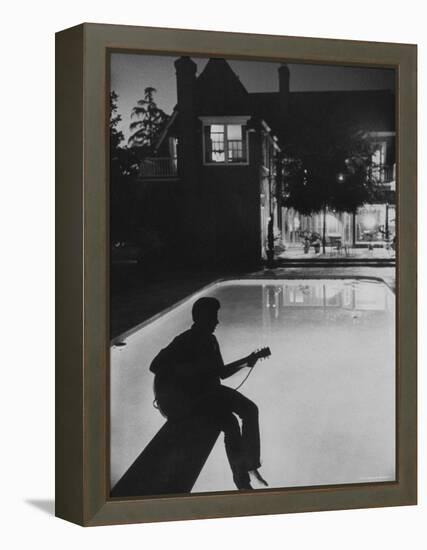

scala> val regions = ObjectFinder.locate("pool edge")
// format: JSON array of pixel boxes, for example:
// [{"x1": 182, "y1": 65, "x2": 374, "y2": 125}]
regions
[{"x1": 111, "y1": 274, "x2": 395, "y2": 344}]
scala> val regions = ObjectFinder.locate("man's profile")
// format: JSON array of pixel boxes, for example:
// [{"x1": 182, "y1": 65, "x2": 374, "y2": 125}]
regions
[{"x1": 150, "y1": 297, "x2": 269, "y2": 490}]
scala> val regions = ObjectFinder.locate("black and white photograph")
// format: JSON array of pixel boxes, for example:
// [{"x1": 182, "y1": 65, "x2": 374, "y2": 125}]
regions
[
  {"x1": 108, "y1": 52, "x2": 396, "y2": 497},
  {"x1": 2, "y1": 0, "x2": 422, "y2": 540}
]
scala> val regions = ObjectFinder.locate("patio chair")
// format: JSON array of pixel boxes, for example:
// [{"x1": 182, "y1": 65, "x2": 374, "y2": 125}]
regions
[{"x1": 328, "y1": 236, "x2": 343, "y2": 256}]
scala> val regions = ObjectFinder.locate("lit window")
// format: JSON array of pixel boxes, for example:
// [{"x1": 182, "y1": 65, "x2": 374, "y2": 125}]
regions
[
  {"x1": 371, "y1": 141, "x2": 386, "y2": 182},
  {"x1": 204, "y1": 123, "x2": 247, "y2": 164}
]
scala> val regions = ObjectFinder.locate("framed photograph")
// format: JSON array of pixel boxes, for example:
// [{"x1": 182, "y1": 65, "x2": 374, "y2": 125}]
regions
[{"x1": 55, "y1": 23, "x2": 417, "y2": 526}]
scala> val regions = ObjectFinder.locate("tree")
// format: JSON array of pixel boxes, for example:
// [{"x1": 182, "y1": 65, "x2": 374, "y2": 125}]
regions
[
  {"x1": 128, "y1": 87, "x2": 168, "y2": 155},
  {"x1": 280, "y1": 112, "x2": 380, "y2": 253},
  {"x1": 110, "y1": 90, "x2": 124, "y2": 151},
  {"x1": 110, "y1": 91, "x2": 140, "y2": 242}
]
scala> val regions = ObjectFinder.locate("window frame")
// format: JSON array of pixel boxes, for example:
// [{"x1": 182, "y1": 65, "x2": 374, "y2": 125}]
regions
[{"x1": 200, "y1": 116, "x2": 251, "y2": 166}]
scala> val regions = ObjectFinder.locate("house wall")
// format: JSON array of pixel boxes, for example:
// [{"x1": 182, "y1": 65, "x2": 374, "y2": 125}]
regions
[
  {"x1": 187, "y1": 126, "x2": 262, "y2": 267},
  {"x1": 134, "y1": 125, "x2": 263, "y2": 269},
  {"x1": 132, "y1": 180, "x2": 183, "y2": 264}
]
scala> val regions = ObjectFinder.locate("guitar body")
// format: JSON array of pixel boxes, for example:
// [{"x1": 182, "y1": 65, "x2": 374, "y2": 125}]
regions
[{"x1": 153, "y1": 367, "x2": 193, "y2": 419}]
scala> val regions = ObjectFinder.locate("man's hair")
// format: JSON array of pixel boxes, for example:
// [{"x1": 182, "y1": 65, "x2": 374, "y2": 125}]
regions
[{"x1": 192, "y1": 297, "x2": 220, "y2": 323}]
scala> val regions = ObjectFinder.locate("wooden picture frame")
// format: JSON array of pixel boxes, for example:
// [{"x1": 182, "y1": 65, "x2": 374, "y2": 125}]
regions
[{"x1": 55, "y1": 23, "x2": 417, "y2": 526}]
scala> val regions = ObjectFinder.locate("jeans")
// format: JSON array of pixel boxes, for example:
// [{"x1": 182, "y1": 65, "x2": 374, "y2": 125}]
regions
[{"x1": 197, "y1": 385, "x2": 261, "y2": 488}]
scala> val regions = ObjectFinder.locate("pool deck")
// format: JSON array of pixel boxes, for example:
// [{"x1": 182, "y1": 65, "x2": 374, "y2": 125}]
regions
[
  {"x1": 278, "y1": 245, "x2": 395, "y2": 261},
  {"x1": 111, "y1": 264, "x2": 395, "y2": 340}
]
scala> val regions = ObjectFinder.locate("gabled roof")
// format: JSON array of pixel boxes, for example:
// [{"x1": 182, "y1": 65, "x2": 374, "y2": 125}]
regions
[
  {"x1": 154, "y1": 109, "x2": 178, "y2": 152},
  {"x1": 195, "y1": 58, "x2": 251, "y2": 116},
  {"x1": 155, "y1": 58, "x2": 253, "y2": 149}
]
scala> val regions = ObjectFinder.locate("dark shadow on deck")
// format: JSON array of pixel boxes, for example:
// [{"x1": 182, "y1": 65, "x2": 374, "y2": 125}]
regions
[{"x1": 111, "y1": 416, "x2": 221, "y2": 497}]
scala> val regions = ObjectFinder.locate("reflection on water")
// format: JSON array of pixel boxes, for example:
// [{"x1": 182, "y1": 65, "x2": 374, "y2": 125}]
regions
[
  {"x1": 111, "y1": 279, "x2": 395, "y2": 493},
  {"x1": 262, "y1": 280, "x2": 392, "y2": 320}
]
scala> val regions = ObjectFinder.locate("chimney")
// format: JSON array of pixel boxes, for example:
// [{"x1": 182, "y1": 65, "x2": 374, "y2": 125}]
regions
[
  {"x1": 174, "y1": 57, "x2": 198, "y2": 184},
  {"x1": 278, "y1": 64, "x2": 290, "y2": 123}
]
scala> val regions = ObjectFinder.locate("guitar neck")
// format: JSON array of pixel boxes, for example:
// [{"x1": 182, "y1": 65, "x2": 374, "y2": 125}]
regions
[
  {"x1": 238, "y1": 355, "x2": 253, "y2": 367},
  {"x1": 227, "y1": 348, "x2": 269, "y2": 371},
  {"x1": 227, "y1": 355, "x2": 253, "y2": 370}
]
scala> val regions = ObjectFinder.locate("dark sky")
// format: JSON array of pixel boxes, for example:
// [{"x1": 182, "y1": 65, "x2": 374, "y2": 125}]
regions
[{"x1": 110, "y1": 53, "x2": 395, "y2": 142}]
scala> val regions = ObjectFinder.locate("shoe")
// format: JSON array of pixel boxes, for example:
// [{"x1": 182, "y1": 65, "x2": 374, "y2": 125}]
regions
[
  {"x1": 249, "y1": 469, "x2": 268, "y2": 487},
  {"x1": 233, "y1": 472, "x2": 253, "y2": 490}
]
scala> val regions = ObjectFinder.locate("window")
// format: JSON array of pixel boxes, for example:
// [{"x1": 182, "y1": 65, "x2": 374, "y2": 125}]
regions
[
  {"x1": 371, "y1": 141, "x2": 386, "y2": 182},
  {"x1": 201, "y1": 118, "x2": 249, "y2": 164},
  {"x1": 355, "y1": 204, "x2": 395, "y2": 244}
]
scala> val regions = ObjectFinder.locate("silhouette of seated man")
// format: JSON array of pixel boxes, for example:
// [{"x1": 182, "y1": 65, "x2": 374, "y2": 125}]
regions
[{"x1": 150, "y1": 297, "x2": 267, "y2": 490}]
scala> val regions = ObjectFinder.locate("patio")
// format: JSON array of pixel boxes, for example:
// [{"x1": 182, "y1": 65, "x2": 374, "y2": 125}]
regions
[{"x1": 278, "y1": 243, "x2": 396, "y2": 260}]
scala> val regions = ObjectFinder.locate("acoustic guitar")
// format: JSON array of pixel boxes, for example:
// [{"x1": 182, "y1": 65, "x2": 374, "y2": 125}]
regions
[{"x1": 153, "y1": 346, "x2": 271, "y2": 419}]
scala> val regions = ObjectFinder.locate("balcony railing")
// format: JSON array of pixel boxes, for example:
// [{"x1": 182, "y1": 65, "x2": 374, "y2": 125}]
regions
[
  {"x1": 371, "y1": 164, "x2": 396, "y2": 185},
  {"x1": 381, "y1": 164, "x2": 396, "y2": 183},
  {"x1": 139, "y1": 157, "x2": 178, "y2": 179}
]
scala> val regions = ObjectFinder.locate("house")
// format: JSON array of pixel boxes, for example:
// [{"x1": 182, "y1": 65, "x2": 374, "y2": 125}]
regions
[
  {"x1": 137, "y1": 56, "x2": 395, "y2": 266},
  {"x1": 270, "y1": 88, "x2": 396, "y2": 250}
]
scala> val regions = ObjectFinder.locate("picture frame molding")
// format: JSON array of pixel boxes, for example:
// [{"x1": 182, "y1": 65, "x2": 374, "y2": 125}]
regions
[{"x1": 55, "y1": 23, "x2": 417, "y2": 526}]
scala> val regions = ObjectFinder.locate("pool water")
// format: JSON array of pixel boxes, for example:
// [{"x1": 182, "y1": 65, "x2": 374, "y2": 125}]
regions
[{"x1": 110, "y1": 279, "x2": 395, "y2": 492}]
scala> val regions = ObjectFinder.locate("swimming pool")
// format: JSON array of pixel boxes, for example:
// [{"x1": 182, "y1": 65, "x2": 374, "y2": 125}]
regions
[{"x1": 110, "y1": 278, "x2": 395, "y2": 492}]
